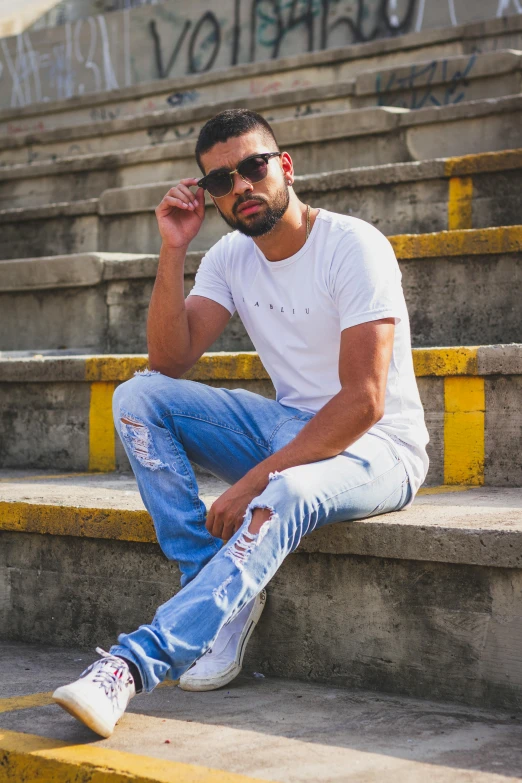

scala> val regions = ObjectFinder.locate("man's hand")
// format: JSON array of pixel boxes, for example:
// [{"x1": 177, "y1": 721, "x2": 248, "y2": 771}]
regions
[
  {"x1": 155, "y1": 178, "x2": 206, "y2": 249},
  {"x1": 206, "y1": 474, "x2": 266, "y2": 541}
]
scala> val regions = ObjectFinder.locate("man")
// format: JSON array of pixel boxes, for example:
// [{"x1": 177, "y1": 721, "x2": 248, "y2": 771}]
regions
[{"x1": 53, "y1": 109, "x2": 429, "y2": 738}]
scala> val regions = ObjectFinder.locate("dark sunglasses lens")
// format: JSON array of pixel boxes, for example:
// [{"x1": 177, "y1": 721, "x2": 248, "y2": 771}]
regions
[
  {"x1": 238, "y1": 156, "x2": 269, "y2": 183},
  {"x1": 205, "y1": 172, "x2": 232, "y2": 197}
]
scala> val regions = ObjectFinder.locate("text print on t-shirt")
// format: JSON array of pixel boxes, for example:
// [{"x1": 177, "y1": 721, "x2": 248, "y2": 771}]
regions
[{"x1": 242, "y1": 296, "x2": 311, "y2": 315}]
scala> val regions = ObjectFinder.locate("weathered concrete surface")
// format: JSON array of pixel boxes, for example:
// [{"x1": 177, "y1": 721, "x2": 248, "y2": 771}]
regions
[
  {"x1": 1, "y1": 223, "x2": 520, "y2": 353},
  {"x1": 2, "y1": 95, "x2": 522, "y2": 214},
  {"x1": 1, "y1": 480, "x2": 521, "y2": 712},
  {"x1": 0, "y1": 344, "x2": 520, "y2": 481},
  {"x1": 1, "y1": 472, "x2": 521, "y2": 568},
  {"x1": 2, "y1": 49, "x2": 520, "y2": 168},
  {"x1": 1, "y1": 643, "x2": 522, "y2": 783},
  {"x1": 1, "y1": 12, "x2": 521, "y2": 128}
]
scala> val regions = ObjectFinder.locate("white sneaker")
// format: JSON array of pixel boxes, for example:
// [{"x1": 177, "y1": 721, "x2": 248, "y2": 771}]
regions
[
  {"x1": 52, "y1": 647, "x2": 136, "y2": 737},
  {"x1": 179, "y1": 590, "x2": 267, "y2": 692}
]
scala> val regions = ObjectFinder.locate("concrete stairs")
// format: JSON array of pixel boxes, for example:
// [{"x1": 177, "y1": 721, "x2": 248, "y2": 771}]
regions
[
  {"x1": 1, "y1": 641, "x2": 521, "y2": 783},
  {"x1": 1, "y1": 48, "x2": 520, "y2": 168},
  {"x1": 1, "y1": 225, "x2": 521, "y2": 353},
  {"x1": 2, "y1": 145, "x2": 522, "y2": 260},
  {"x1": 2, "y1": 95, "x2": 522, "y2": 216},
  {"x1": 2, "y1": 13, "x2": 522, "y2": 136},
  {"x1": 0, "y1": 16, "x2": 521, "y2": 776}
]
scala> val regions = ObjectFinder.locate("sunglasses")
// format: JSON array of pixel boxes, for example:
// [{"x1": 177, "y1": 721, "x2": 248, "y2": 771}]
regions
[{"x1": 197, "y1": 152, "x2": 282, "y2": 198}]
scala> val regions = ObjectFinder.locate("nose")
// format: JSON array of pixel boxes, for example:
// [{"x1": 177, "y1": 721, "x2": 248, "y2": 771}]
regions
[{"x1": 232, "y1": 170, "x2": 254, "y2": 196}]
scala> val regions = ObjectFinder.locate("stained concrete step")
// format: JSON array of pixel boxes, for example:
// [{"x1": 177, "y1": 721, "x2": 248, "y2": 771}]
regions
[
  {"x1": 2, "y1": 49, "x2": 521, "y2": 168},
  {"x1": 1, "y1": 146, "x2": 522, "y2": 262},
  {"x1": 2, "y1": 95, "x2": 522, "y2": 212},
  {"x1": 0, "y1": 345, "x2": 520, "y2": 488},
  {"x1": 1, "y1": 226, "x2": 521, "y2": 353},
  {"x1": 2, "y1": 13, "x2": 522, "y2": 136},
  {"x1": 1, "y1": 643, "x2": 521, "y2": 782},
  {"x1": 1, "y1": 475, "x2": 521, "y2": 715}
]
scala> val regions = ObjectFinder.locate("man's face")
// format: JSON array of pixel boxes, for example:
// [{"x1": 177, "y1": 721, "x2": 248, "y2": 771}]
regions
[{"x1": 200, "y1": 130, "x2": 291, "y2": 237}]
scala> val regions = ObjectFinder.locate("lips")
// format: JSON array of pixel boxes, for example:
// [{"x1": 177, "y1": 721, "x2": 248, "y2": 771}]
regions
[{"x1": 237, "y1": 200, "x2": 263, "y2": 215}]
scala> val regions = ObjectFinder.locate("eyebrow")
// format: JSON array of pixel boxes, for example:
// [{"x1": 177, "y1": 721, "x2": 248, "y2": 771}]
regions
[{"x1": 206, "y1": 164, "x2": 232, "y2": 176}]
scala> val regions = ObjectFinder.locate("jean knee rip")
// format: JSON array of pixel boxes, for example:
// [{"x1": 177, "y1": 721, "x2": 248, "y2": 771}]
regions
[
  {"x1": 119, "y1": 409, "x2": 167, "y2": 471},
  {"x1": 224, "y1": 502, "x2": 278, "y2": 572}
]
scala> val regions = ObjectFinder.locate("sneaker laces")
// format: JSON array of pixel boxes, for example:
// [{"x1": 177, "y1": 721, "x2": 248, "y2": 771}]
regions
[{"x1": 79, "y1": 647, "x2": 133, "y2": 702}]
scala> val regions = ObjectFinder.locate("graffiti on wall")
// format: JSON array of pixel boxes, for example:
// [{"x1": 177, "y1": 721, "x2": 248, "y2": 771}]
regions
[
  {"x1": 375, "y1": 52, "x2": 478, "y2": 109},
  {"x1": 0, "y1": 11, "x2": 131, "y2": 107},
  {"x1": 0, "y1": 0, "x2": 521, "y2": 109}
]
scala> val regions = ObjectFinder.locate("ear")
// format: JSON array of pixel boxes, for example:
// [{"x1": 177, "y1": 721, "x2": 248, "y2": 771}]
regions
[{"x1": 280, "y1": 151, "x2": 294, "y2": 186}]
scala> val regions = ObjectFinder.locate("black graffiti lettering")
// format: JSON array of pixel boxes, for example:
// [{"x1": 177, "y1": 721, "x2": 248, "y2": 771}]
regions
[
  {"x1": 188, "y1": 11, "x2": 221, "y2": 74},
  {"x1": 321, "y1": 0, "x2": 416, "y2": 49},
  {"x1": 231, "y1": 0, "x2": 241, "y2": 66},
  {"x1": 376, "y1": 52, "x2": 478, "y2": 110},
  {"x1": 150, "y1": 18, "x2": 191, "y2": 79}
]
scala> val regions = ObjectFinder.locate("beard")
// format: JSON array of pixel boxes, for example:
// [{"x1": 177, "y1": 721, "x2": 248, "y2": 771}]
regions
[{"x1": 216, "y1": 180, "x2": 290, "y2": 237}]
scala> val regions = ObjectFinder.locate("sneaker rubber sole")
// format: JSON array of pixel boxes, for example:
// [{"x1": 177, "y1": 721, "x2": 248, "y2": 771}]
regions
[
  {"x1": 52, "y1": 686, "x2": 116, "y2": 738},
  {"x1": 179, "y1": 589, "x2": 267, "y2": 692}
]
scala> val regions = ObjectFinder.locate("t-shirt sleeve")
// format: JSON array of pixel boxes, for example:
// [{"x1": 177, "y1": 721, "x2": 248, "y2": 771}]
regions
[
  {"x1": 187, "y1": 242, "x2": 236, "y2": 316},
  {"x1": 330, "y1": 223, "x2": 404, "y2": 332}
]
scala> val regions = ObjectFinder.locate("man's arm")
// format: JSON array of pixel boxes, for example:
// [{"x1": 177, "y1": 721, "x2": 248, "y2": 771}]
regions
[
  {"x1": 206, "y1": 317, "x2": 395, "y2": 538},
  {"x1": 148, "y1": 179, "x2": 231, "y2": 377}
]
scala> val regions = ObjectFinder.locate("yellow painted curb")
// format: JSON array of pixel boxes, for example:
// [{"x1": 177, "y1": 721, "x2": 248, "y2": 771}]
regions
[
  {"x1": 0, "y1": 729, "x2": 272, "y2": 783},
  {"x1": 413, "y1": 347, "x2": 478, "y2": 376},
  {"x1": 0, "y1": 502, "x2": 155, "y2": 543},
  {"x1": 390, "y1": 225, "x2": 522, "y2": 259},
  {"x1": 444, "y1": 148, "x2": 522, "y2": 177}
]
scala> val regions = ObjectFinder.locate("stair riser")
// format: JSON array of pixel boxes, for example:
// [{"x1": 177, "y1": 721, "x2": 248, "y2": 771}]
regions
[
  {"x1": 2, "y1": 101, "x2": 522, "y2": 211},
  {"x1": 2, "y1": 161, "x2": 521, "y2": 260},
  {"x1": 1, "y1": 253, "x2": 521, "y2": 352},
  {"x1": 0, "y1": 351, "x2": 520, "y2": 486},
  {"x1": 3, "y1": 59, "x2": 520, "y2": 168},
  {"x1": 2, "y1": 15, "x2": 521, "y2": 136},
  {"x1": 1, "y1": 529, "x2": 520, "y2": 711}
]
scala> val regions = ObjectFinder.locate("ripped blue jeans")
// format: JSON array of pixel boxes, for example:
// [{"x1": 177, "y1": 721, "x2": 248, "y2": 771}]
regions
[{"x1": 109, "y1": 373, "x2": 411, "y2": 692}]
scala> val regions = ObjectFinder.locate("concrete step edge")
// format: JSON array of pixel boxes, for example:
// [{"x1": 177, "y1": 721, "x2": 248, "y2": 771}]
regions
[
  {"x1": 0, "y1": 345, "x2": 521, "y2": 382},
  {"x1": 2, "y1": 95, "x2": 521, "y2": 183},
  {"x1": 0, "y1": 480, "x2": 520, "y2": 569},
  {"x1": 2, "y1": 13, "x2": 521, "y2": 126},
  {"x1": 1, "y1": 226, "x2": 521, "y2": 292},
  {"x1": 2, "y1": 48, "x2": 519, "y2": 153}
]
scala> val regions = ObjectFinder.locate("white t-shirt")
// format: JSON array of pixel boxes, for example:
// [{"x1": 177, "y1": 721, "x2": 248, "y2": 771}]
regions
[{"x1": 188, "y1": 209, "x2": 429, "y2": 495}]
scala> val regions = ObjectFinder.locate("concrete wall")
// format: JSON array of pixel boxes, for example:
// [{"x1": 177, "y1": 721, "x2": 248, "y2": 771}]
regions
[
  {"x1": 1, "y1": 528, "x2": 521, "y2": 711},
  {"x1": 0, "y1": 0, "x2": 521, "y2": 111}
]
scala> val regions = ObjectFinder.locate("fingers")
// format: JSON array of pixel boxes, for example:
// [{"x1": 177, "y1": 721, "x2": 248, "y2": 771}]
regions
[{"x1": 157, "y1": 181, "x2": 201, "y2": 213}]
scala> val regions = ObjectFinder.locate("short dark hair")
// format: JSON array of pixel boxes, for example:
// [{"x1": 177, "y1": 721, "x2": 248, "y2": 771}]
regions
[{"x1": 195, "y1": 109, "x2": 279, "y2": 173}]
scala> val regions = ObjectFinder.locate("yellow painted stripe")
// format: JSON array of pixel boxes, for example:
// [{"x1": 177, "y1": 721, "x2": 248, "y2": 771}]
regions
[
  {"x1": 0, "y1": 680, "x2": 180, "y2": 717},
  {"x1": 444, "y1": 377, "x2": 485, "y2": 486},
  {"x1": 66, "y1": 347, "x2": 493, "y2": 387},
  {"x1": 0, "y1": 729, "x2": 271, "y2": 783},
  {"x1": 0, "y1": 501, "x2": 155, "y2": 543},
  {"x1": 389, "y1": 225, "x2": 522, "y2": 260},
  {"x1": 444, "y1": 148, "x2": 522, "y2": 177},
  {"x1": 448, "y1": 176, "x2": 473, "y2": 230},
  {"x1": 88, "y1": 382, "x2": 116, "y2": 472},
  {"x1": 85, "y1": 355, "x2": 149, "y2": 382},
  {"x1": 413, "y1": 347, "x2": 478, "y2": 377},
  {"x1": 0, "y1": 693, "x2": 53, "y2": 714}
]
